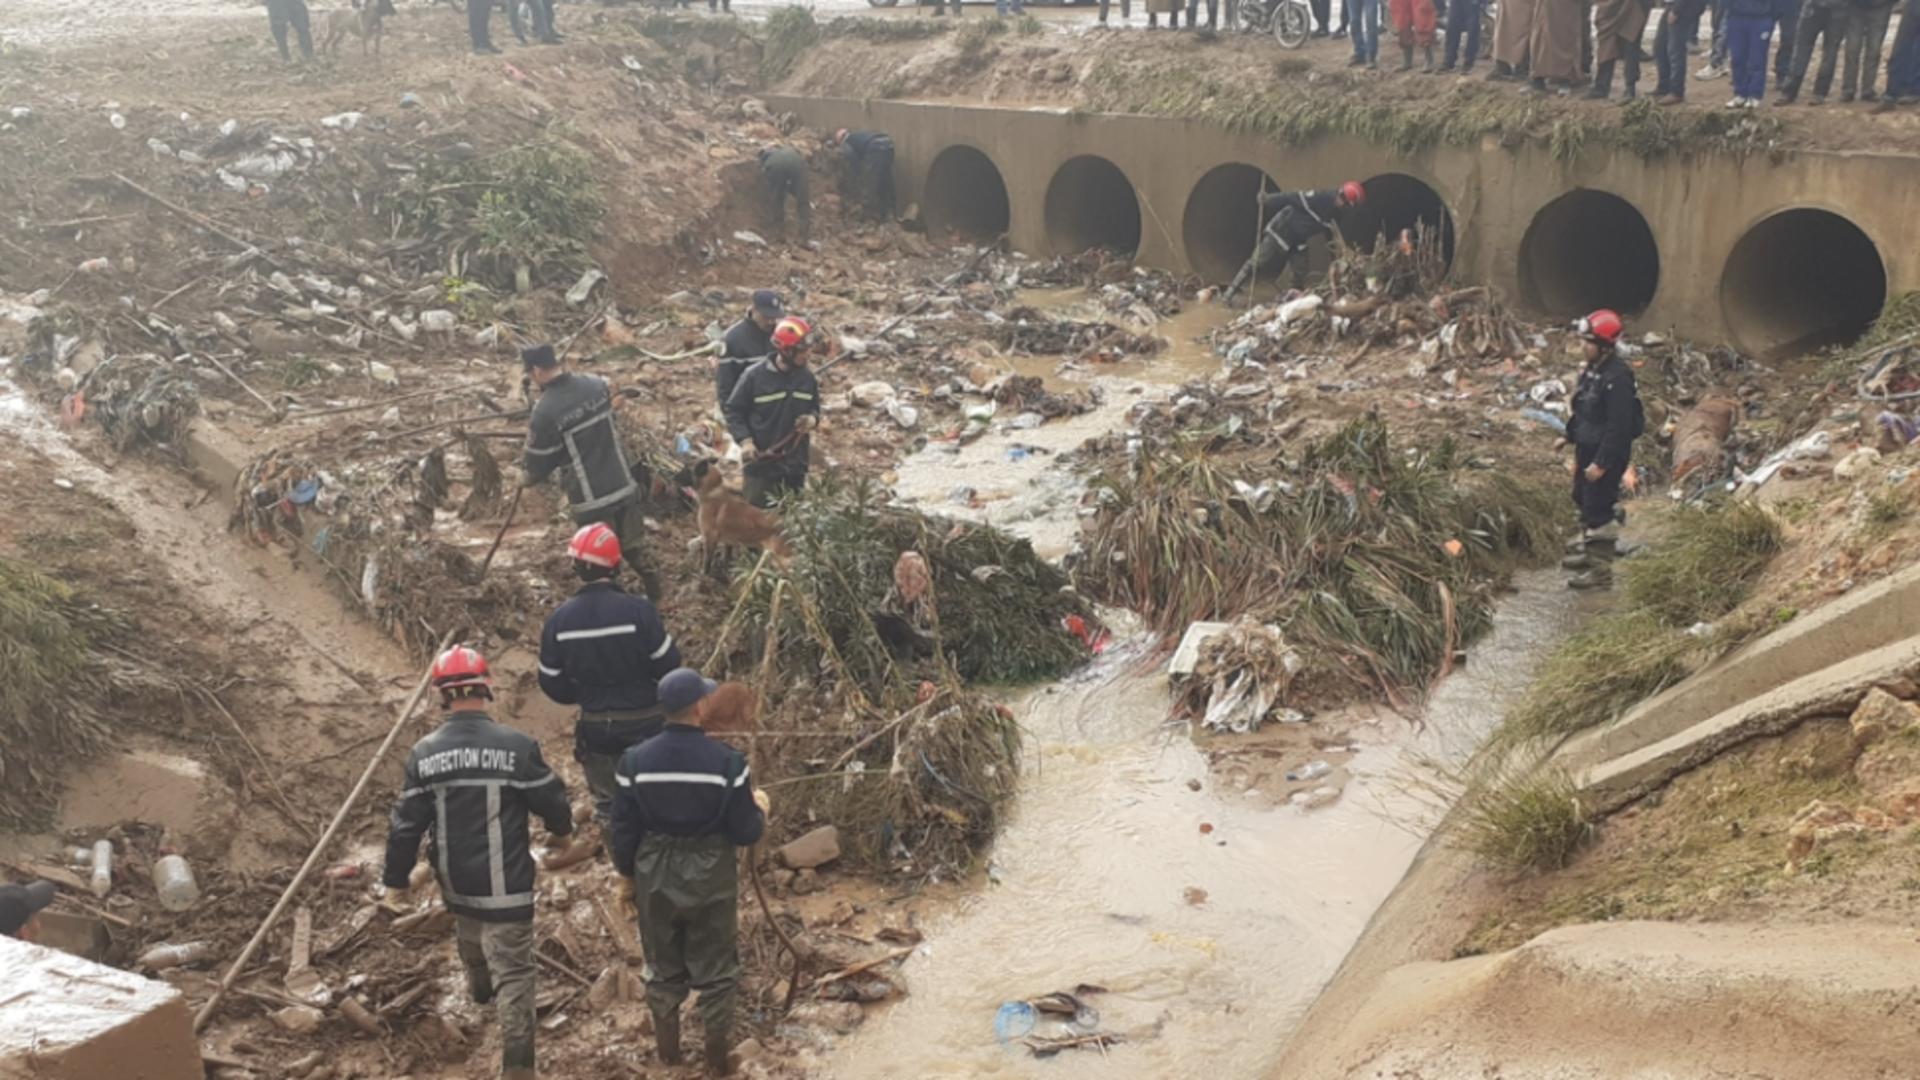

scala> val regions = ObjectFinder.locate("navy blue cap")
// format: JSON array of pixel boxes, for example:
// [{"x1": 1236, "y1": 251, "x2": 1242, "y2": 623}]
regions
[
  {"x1": 658, "y1": 668, "x2": 719, "y2": 716},
  {"x1": 520, "y1": 344, "x2": 559, "y2": 370},
  {"x1": 751, "y1": 290, "x2": 784, "y2": 318},
  {"x1": 0, "y1": 880, "x2": 55, "y2": 938}
]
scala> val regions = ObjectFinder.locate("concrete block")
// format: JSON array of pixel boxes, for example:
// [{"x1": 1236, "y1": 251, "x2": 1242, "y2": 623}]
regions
[
  {"x1": 0, "y1": 935, "x2": 202, "y2": 1080},
  {"x1": 779, "y1": 826, "x2": 840, "y2": 870}
]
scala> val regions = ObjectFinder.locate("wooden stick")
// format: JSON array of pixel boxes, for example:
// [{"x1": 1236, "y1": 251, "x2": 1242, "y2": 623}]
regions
[
  {"x1": 534, "y1": 949, "x2": 593, "y2": 989},
  {"x1": 812, "y1": 945, "x2": 914, "y2": 988},
  {"x1": 745, "y1": 584, "x2": 804, "y2": 1010},
  {"x1": 474, "y1": 485, "x2": 525, "y2": 583},
  {"x1": 192, "y1": 630, "x2": 456, "y2": 1033},
  {"x1": 150, "y1": 274, "x2": 210, "y2": 312},
  {"x1": 199, "y1": 352, "x2": 283, "y2": 420},
  {"x1": 112, "y1": 172, "x2": 263, "y2": 255},
  {"x1": 380, "y1": 406, "x2": 529, "y2": 443},
  {"x1": 289, "y1": 381, "x2": 491, "y2": 421}
]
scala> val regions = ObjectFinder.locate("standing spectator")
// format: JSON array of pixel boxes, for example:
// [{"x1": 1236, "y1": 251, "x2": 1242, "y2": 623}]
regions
[
  {"x1": 1777, "y1": 0, "x2": 1848, "y2": 101},
  {"x1": 1149, "y1": 0, "x2": 1185, "y2": 27},
  {"x1": 1589, "y1": 0, "x2": 1654, "y2": 97},
  {"x1": 468, "y1": 0, "x2": 502, "y2": 53},
  {"x1": 1312, "y1": 0, "x2": 1334, "y2": 34},
  {"x1": 932, "y1": 0, "x2": 964, "y2": 14},
  {"x1": 1487, "y1": 0, "x2": 1540, "y2": 79},
  {"x1": 1840, "y1": 0, "x2": 1896, "y2": 101},
  {"x1": 1188, "y1": 0, "x2": 1221, "y2": 27},
  {"x1": 1725, "y1": 0, "x2": 1781, "y2": 105},
  {"x1": 995, "y1": 0, "x2": 1027, "y2": 15},
  {"x1": 1873, "y1": 0, "x2": 1920, "y2": 108},
  {"x1": 1699, "y1": 0, "x2": 1733, "y2": 76},
  {"x1": 1099, "y1": 0, "x2": 1132, "y2": 25},
  {"x1": 1774, "y1": 0, "x2": 1805, "y2": 82},
  {"x1": 266, "y1": 0, "x2": 314, "y2": 62},
  {"x1": 1439, "y1": 0, "x2": 1483, "y2": 70},
  {"x1": 1526, "y1": 0, "x2": 1584, "y2": 91},
  {"x1": 1391, "y1": 0, "x2": 1440, "y2": 68},
  {"x1": 1655, "y1": 0, "x2": 1712, "y2": 99},
  {"x1": 1350, "y1": 0, "x2": 1384, "y2": 64}
]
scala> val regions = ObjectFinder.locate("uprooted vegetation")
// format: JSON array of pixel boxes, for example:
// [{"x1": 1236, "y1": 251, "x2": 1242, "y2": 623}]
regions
[
  {"x1": 1077, "y1": 417, "x2": 1559, "y2": 703},
  {"x1": 388, "y1": 142, "x2": 603, "y2": 293}
]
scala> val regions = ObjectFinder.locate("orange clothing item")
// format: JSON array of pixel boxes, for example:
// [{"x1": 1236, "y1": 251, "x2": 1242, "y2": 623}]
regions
[{"x1": 1391, "y1": 0, "x2": 1438, "y2": 47}]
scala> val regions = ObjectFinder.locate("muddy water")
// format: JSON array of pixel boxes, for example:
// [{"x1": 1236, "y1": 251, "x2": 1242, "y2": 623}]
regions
[
  {"x1": 827, "y1": 574, "x2": 1578, "y2": 1078},
  {"x1": 889, "y1": 287, "x2": 1224, "y2": 559}
]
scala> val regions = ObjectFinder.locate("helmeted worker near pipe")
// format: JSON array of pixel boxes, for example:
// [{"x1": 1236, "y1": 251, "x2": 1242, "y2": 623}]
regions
[
  {"x1": 538, "y1": 522, "x2": 684, "y2": 838},
  {"x1": 1561, "y1": 308, "x2": 1646, "y2": 590},
  {"x1": 382, "y1": 645, "x2": 575, "y2": 1080},
  {"x1": 1222, "y1": 180, "x2": 1367, "y2": 304},
  {"x1": 724, "y1": 316, "x2": 822, "y2": 509},
  {"x1": 610, "y1": 667, "x2": 769, "y2": 1077}
]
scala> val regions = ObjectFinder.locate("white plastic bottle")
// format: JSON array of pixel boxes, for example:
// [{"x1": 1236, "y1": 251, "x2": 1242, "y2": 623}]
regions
[
  {"x1": 151, "y1": 854, "x2": 200, "y2": 913},
  {"x1": 138, "y1": 941, "x2": 212, "y2": 971},
  {"x1": 1285, "y1": 760, "x2": 1331, "y2": 783},
  {"x1": 89, "y1": 840, "x2": 114, "y2": 898}
]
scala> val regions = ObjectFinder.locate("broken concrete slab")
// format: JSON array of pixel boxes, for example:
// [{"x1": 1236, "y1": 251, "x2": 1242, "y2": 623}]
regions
[
  {"x1": 1849, "y1": 687, "x2": 1920, "y2": 747},
  {"x1": 1, "y1": 936, "x2": 202, "y2": 1079},
  {"x1": 1572, "y1": 635, "x2": 1920, "y2": 815},
  {"x1": 778, "y1": 825, "x2": 841, "y2": 870}
]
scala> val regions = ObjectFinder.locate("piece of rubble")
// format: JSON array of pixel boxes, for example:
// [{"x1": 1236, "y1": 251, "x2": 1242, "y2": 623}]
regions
[
  {"x1": 271, "y1": 1005, "x2": 325, "y2": 1035},
  {"x1": 1850, "y1": 688, "x2": 1919, "y2": 747},
  {"x1": 2, "y1": 937, "x2": 203, "y2": 1078},
  {"x1": 849, "y1": 381, "x2": 895, "y2": 408},
  {"x1": 778, "y1": 826, "x2": 841, "y2": 870},
  {"x1": 788, "y1": 1001, "x2": 864, "y2": 1035}
]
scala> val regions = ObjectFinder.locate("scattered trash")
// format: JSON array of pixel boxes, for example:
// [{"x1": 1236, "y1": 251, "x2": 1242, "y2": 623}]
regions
[
  {"x1": 884, "y1": 398, "x2": 919, "y2": 429},
  {"x1": 320, "y1": 112, "x2": 367, "y2": 130},
  {"x1": 1835, "y1": 446, "x2": 1882, "y2": 481},
  {"x1": 151, "y1": 853, "x2": 199, "y2": 913},
  {"x1": 418, "y1": 309, "x2": 458, "y2": 333},
  {"x1": 733, "y1": 230, "x2": 768, "y2": 247},
  {"x1": 108, "y1": 112, "x2": 126, "y2": 130},
  {"x1": 1183, "y1": 886, "x2": 1208, "y2": 905},
  {"x1": 88, "y1": 839, "x2": 112, "y2": 897},
  {"x1": 777, "y1": 825, "x2": 841, "y2": 870},
  {"x1": 565, "y1": 268, "x2": 606, "y2": 308},
  {"x1": 1520, "y1": 407, "x2": 1568, "y2": 435},
  {"x1": 1286, "y1": 760, "x2": 1331, "y2": 783},
  {"x1": 399, "y1": 91, "x2": 422, "y2": 108},
  {"x1": 138, "y1": 940, "x2": 212, "y2": 971},
  {"x1": 850, "y1": 381, "x2": 896, "y2": 408},
  {"x1": 1176, "y1": 618, "x2": 1305, "y2": 734}
]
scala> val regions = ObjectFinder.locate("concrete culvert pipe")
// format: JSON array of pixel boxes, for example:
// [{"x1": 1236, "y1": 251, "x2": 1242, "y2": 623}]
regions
[
  {"x1": 1345, "y1": 173, "x2": 1455, "y2": 268},
  {"x1": 1721, "y1": 208, "x2": 1887, "y2": 356},
  {"x1": 1044, "y1": 155, "x2": 1142, "y2": 258},
  {"x1": 922, "y1": 145, "x2": 1010, "y2": 242},
  {"x1": 1183, "y1": 163, "x2": 1281, "y2": 284},
  {"x1": 1518, "y1": 189, "x2": 1660, "y2": 317}
]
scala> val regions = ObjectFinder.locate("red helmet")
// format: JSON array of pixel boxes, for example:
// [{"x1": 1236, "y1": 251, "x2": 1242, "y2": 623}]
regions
[
  {"x1": 567, "y1": 522, "x2": 622, "y2": 569},
  {"x1": 1576, "y1": 308, "x2": 1624, "y2": 345},
  {"x1": 431, "y1": 645, "x2": 493, "y2": 699},
  {"x1": 1339, "y1": 180, "x2": 1366, "y2": 206},
  {"x1": 771, "y1": 316, "x2": 812, "y2": 352}
]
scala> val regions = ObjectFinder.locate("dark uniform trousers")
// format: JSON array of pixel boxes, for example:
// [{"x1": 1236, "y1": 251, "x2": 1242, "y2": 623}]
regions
[
  {"x1": 455, "y1": 917, "x2": 538, "y2": 1071},
  {"x1": 634, "y1": 834, "x2": 743, "y2": 1038},
  {"x1": 1572, "y1": 443, "x2": 1627, "y2": 530},
  {"x1": 268, "y1": 0, "x2": 314, "y2": 60}
]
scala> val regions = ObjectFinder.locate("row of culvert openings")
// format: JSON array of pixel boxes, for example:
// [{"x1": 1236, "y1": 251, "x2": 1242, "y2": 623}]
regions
[{"x1": 919, "y1": 148, "x2": 1888, "y2": 354}]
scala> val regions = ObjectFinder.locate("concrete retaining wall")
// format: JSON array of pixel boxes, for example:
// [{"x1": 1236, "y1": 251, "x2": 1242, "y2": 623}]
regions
[{"x1": 769, "y1": 95, "x2": 1920, "y2": 351}]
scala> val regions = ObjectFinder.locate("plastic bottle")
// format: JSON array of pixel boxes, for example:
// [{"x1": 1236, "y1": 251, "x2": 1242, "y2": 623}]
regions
[
  {"x1": 138, "y1": 941, "x2": 212, "y2": 971},
  {"x1": 89, "y1": 840, "x2": 114, "y2": 898},
  {"x1": 1285, "y1": 760, "x2": 1331, "y2": 783},
  {"x1": 67, "y1": 846, "x2": 95, "y2": 869},
  {"x1": 151, "y1": 854, "x2": 200, "y2": 913}
]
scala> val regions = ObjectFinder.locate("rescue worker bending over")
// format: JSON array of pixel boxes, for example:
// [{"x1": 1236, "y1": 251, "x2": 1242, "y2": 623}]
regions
[
  {"x1": 1561, "y1": 308, "x2": 1645, "y2": 590},
  {"x1": 539, "y1": 523, "x2": 683, "y2": 829},
  {"x1": 1223, "y1": 180, "x2": 1367, "y2": 303},
  {"x1": 834, "y1": 128, "x2": 896, "y2": 221},
  {"x1": 715, "y1": 289, "x2": 783, "y2": 412},
  {"x1": 383, "y1": 646, "x2": 573, "y2": 1080},
  {"x1": 610, "y1": 668, "x2": 768, "y2": 1077},
  {"x1": 723, "y1": 316, "x2": 821, "y2": 509},
  {"x1": 758, "y1": 146, "x2": 812, "y2": 245},
  {"x1": 522, "y1": 343, "x2": 660, "y2": 599}
]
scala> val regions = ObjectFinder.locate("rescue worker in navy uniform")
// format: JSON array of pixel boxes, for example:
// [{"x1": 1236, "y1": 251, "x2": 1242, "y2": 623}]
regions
[
  {"x1": 266, "y1": 0, "x2": 315, "y2": 62},
  {"x1": 758, "y1": 146, "x2": 812, "y2": 246},
  {"x1": 382, "y1": 646, "x2": 574, "y2": 1080},
  {"x1": 1223, "y1": 180, "x2": 1368, "y2": 304},
  {"x1": 521, "y1": 343, "x2": 661, "y2": 599},
  {"x1": 715, "y1": 290, "x2": 783, "y2": 411},
  {"x1": 724, "y1": 316, "x2": 822, "y2": 509},
  {"x1": 610, "y1": 668, "x2": 769, "y2": 1077},
  {"x1": 538, "y1": 523, "x2": 683, "y2": 832},
  {"x1": 834, "y1": 128, "x2": 896, "y2": 222},
  {"x1": 1561, "y1": 308, "x2": 1644, "y2": 590}
]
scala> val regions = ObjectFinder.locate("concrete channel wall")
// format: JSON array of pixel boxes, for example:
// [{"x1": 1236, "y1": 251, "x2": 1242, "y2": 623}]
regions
[{"x1": 767, "y1": 95, "x2": 1920, "y2": 353}]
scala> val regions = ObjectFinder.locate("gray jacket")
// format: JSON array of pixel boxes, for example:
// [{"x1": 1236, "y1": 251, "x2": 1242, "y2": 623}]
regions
[{"x1": 524, "y1": 372, "x2": 638, "y2": 516}]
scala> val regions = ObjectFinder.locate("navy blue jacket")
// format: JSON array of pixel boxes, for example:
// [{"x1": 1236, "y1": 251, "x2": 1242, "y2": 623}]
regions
[
  {"x1": 608, "y1": 724, "x2": 766, "y2": 876},
  {"x1": 538, "y1": 582, "x2": 682, "y2": 753},
  {"x1": 716, "y1": 316, "x2": 774, "y2": 408},
  {"x1": 723, "y1": 357, "x2": 820, "y2": 466},
  {"x1": 1258, "y1": 188, "x2": 1341, "y2": 246},
  {"x1": 1570, "y1": 352, "x2": 1641, "y2": 472},
  {"x1": 842, "y1": 130, "x2": 893, "y2": 166}
]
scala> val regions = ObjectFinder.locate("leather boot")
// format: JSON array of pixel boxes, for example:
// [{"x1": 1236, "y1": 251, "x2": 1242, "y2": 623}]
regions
[{"x1": 655, "y1": 1009, "x2": 683, "y2": 1065}]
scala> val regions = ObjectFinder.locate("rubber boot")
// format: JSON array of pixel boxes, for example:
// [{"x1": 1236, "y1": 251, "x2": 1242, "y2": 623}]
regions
[
  {"x1": 1561, "y1": 534, "x2": 1618, "y2": 570},
  {"x1": 502, "y1": 1070, "x2": 537, "y2": 1080},
  {"x1": 655, "y1": 1009, "x2": 684, "y2": 1066},
  {"x1": 468, "y1": 965, "x2": 495, "y2": 1006},
  {"x1": 1223, "y1": 262, "x2": 1253, "y2": 305},
  {"x1": 1586, "y1": 59, "x2": 1615, "y2": 99},
  {"x1": 1567, "y1": 562, "x2": 1614, "y2": 590},
  {"x1": 705, "y1": 1027, "x2": 734, "y2": 1077},
  {"x1": 1401, "y1": 43, "x2": 1415, "y2": 71},
  {"x1": 1423, "y1": 43, "x2": 1435, "y2": 72}
]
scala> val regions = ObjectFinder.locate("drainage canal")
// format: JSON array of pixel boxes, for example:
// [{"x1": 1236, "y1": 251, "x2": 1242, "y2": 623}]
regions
[
  {"x1": 922, "y1": 144, "x2": 1011, "y2": 242},
  {"x1": 1345, "y1": 172, "x2": 1455, "y2": 267},
  {"x1": 1044, "y1": 155, "x2": 1142, "y2": 258},
  {"x1": 1518, "y1": 189, "x2": 1660, "y2": 317},
  {"x1": 1720, "y1": 208, "x2": 1886, "y2": 356},
  {"x1": 1182, "y1": 163, "x2": 1285, "y2": 284}
]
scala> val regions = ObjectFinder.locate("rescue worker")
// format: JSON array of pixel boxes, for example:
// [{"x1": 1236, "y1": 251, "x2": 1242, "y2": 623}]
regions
[
  {"x1": 834, "y1": 129, "x2": 896, "y2": 222},
  {"x1": 1561, "y1": 309, "x2": 1644, "y2": 590},
  {"x1": 468, "y1": 0, "x2": 503, "y2": 53},
  {"x1": 609, "y1": 668, "x2": 768, "y2": 1077},
  {"x1": 758, "y1": 146, "x2": 812, "y2": 246},
  {"x1": 1222, "y1": 180, "x2": 1367, "y2": 304},
  {"x1": 266, "y1": 0, "x2": 315, "y2": 62},
  {"x1": 0, "y1": 880, "x2": 55, "y2": 942},
  {"x1": 723, "y1": 316, "x2": 822, "y2": 509},
  {"x1": 539, "y1": 523, "x2": 683, "y2": 829},
  {"x1": 521, "y1": 343, "x2": 660, "y2": 599},
  {"x1": 716, "y1": 290, "x2": 783, "y2": 411},
  {"x1": 382, "y1": 646, "x2": 574, "y2": 1080}
]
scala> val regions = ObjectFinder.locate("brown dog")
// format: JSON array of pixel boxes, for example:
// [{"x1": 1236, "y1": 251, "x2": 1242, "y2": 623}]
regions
[
  {"x1": 694, "y1": 461, "x2": 791, "y2": 567},
  {"x1": 323, "y1": 0, "x2": 386, "y2": 58}
]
